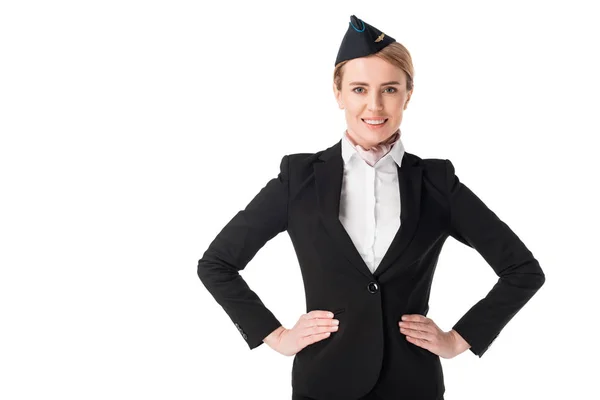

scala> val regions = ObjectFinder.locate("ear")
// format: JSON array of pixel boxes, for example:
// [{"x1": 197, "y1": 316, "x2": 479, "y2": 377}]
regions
[
  {"x1": 333, "y1": 83, "x2": 344, "y2": 109},
  {"x1": 404, "y1": 89, "x2": 413, "y2": 110}
]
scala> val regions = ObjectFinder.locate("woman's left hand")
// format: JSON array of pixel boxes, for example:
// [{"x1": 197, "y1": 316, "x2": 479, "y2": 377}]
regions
[{"x1": 398, "y1": 314, "x2": 471, "y2": 359}]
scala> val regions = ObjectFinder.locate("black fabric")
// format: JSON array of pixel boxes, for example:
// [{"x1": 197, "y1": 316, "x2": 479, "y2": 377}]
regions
[
  {"x1": 292, "y1": 392, "x2": 444, "y2": 400},
  {"x1": 197, "y1": 140, "x2": 545, "y2": 400},
  {"x1": 292, "y1": 390, "x2": 384, "y2": 400},
  {"x1": 335, "y1": 15, "x2": 396, "y2": 66}
]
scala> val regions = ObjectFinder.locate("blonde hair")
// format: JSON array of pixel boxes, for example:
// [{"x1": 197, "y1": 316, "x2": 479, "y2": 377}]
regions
[{"x1": 333, "y1": 42, "x2": 414, "y2": 92}]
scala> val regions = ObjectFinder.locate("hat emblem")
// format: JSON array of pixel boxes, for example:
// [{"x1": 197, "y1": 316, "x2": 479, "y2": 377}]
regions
[{"x1": 375, "y1": 33, "x2": 385, "y2": 42}]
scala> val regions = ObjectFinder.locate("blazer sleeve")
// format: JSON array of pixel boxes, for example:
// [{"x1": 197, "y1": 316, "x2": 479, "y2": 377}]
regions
[
  {"x1": 197, "y1": 155, "x2": 290, "y2": 350},
  {"x1": 445, "y1": 159, "x2": 546, "y2": 357}
]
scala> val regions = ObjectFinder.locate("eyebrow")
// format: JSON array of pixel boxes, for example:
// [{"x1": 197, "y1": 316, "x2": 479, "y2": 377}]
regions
[{"x1": 348, "y1": 81, "x2": 402, "y2": 86}]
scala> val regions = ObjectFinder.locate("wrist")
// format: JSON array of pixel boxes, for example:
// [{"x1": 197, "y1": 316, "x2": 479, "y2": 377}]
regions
[
  {"x1": 450, "y1": 329, "x2": 471, "y2": 355},
  {"x1": 263, "y1": 325, "x2": 285, "y2": 345}
]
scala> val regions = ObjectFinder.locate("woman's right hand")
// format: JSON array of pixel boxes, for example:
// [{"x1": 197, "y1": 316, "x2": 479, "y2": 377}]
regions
[{"x1": 263, "y1": 310, "x2": 340, "y2": 356}]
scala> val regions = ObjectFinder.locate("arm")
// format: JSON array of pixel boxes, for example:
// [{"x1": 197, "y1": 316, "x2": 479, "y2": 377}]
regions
[
  {"x1": 445, "y1": 159, "x2": 546, "y2": 357},
  {"x1": 197, "y1": 155, "x2": 290, "y2": 350}
]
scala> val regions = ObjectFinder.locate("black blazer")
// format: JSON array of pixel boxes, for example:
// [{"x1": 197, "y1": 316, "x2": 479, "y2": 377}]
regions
[{"x1": 197, "y1": 139, "x2": 545, "y2": 400}]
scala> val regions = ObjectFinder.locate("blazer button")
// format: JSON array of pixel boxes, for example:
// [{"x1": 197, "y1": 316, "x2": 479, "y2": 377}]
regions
[{"x1": 367, "y1": 281, "x2": 379, "y2": 293}]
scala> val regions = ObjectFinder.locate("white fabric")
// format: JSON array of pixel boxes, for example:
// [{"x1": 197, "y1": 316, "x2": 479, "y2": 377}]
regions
[{"x1": 338, "y1": 130, "x2": 406, "y2": 274}]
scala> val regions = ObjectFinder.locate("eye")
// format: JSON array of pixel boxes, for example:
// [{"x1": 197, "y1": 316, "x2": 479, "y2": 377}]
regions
[{"x1": 352, "y1": 87, "x2": 397, "y2": 94}]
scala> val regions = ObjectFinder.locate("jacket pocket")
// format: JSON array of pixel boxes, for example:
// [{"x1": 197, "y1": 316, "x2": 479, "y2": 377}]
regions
[
  {"x1": 331, "y1": 307, "x2": 346, "y2": 315},
  {"x1": 300, "y1": 307, "x2": 346, "y2": 362}
]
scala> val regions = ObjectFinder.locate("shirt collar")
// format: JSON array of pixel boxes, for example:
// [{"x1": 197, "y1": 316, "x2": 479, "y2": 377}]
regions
[{"x1": 341, "y1": 130, "x2": 405, "y2": 167}]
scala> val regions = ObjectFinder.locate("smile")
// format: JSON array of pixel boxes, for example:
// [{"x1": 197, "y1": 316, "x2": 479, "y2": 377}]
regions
[{"x1": 362, "y1": 118, "x2": 388, "y2": 128}]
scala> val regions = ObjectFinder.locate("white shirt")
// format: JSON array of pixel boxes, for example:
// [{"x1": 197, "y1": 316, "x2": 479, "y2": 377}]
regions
[{"x1": 338, "y1": 132, "x2": 406, "y2": 274}]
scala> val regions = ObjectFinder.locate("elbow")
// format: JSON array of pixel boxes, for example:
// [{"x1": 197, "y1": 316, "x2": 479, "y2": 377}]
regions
[
  {"x1": 535, "y1": 269, "x2": 546, "y2": 289},
  {"x1": 197, "y1": 247, "x2": 218, "y2": 282},
  {"x1": 197, "y1": 253, "x2": 239, "y2": 287},
  {"x1": 531, "y1": 258, "x2": 546, "y2": 289},
  {"x1": 197, "y1": 257, "x2": 216, "y2": 283},
  {"x1": 197, "y1": 259, "x2": 204, "y2": 280},
  {"x1": 503, "y1": 258, "x2": 546, "y2": 291},
  {"x1": 525, "y1": 262, "x2": 546, "y2": 291},
  {"x1": 197, "y1": 258, "x2": 208, "y2": 284},
  {"x1": 197, "y1": 256, "x2": 215, "y2": 283}
]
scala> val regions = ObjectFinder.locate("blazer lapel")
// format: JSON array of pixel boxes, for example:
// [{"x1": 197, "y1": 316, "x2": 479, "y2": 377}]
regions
[{"x1": 314, "y1": 139, "x2": 423, "y2": 279}]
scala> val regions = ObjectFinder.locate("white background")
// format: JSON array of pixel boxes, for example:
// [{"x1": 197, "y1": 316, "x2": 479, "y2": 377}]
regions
[{"x1": 1, "y1": 0, "x2": 598, "y2": 399}]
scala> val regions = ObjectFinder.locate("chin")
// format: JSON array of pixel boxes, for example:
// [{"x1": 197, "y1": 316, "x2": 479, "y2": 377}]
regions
[{"x1": 361, "y1": 129, "x2": 394, "y2": 141}]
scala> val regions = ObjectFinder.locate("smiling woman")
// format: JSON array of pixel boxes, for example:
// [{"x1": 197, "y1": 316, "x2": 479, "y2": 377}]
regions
[{"x1": 197, "y1": 13, "x2": 545, "y2": 400}]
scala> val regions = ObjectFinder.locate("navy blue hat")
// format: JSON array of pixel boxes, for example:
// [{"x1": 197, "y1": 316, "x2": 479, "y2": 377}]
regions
[{"x1": 335, "y1": 15, "x2": 396, "y2": 66}]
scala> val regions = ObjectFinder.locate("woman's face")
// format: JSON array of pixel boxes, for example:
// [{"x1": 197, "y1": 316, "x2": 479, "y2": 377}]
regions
[{"x1": 333, "y1": 56, "x2": 413, "y2": 149}]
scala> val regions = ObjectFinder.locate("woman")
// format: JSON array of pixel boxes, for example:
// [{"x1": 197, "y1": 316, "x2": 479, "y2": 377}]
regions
[{"x1": 197, "y1": 15, "x2": 545, "y2": 400}]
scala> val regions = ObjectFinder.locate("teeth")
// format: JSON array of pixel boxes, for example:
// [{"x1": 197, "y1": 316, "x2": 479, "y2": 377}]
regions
[{"x1": 363, "y1": 119, "x2": 386, "y2": 125}]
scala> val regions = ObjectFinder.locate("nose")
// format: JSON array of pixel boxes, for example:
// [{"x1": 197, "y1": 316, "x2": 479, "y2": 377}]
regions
[{"x1": 367, "y1": 91, "x2": 383, "y2": 111}]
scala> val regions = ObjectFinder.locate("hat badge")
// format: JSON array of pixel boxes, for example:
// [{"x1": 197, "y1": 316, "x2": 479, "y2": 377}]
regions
[{"x1": 375, "y1": 33, "x2": 385, "y2": 42}]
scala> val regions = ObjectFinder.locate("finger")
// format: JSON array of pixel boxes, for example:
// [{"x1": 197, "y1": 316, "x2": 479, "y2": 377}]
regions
[
  {"x1": 300, "y1": 315, "x2": 339, "y2": 330},
  {"x1": 400, "y1": 327, "x2": 433, "y2": 341},
  {"x1": 302, "y1": 316, "x2": 339, "y2": 329},
  {"x1": 301, "y1": 331, "x2": 332, "y2": 346},
  {"x1": 401, "y1": 314, "x2": 428, "y2": 323},
  {"x1": 301, "y1": 324, "x2": 339, "y2": 338},
  {"x1": 306, "y1": 310, "x2": 334, "y2": 320},
  {"x1": 399, "y1": 320, "x2": 432, "y2": 333},
  {"x1": 406, "y1": 335, "x2": 433, "y2": 351}
]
